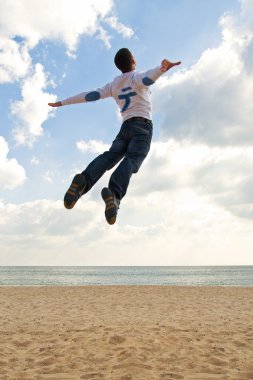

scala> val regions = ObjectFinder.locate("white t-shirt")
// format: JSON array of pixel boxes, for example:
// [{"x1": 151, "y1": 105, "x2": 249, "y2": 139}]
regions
[{"x1": 61, "y1": 65, "x2": 164, "y2": 121}]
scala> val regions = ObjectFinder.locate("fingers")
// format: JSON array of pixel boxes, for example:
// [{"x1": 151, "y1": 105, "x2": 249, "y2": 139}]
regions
[
  {"x1": 173, "y1": 61, "x2": 181, "y2": 66},
  {"x1": 168, "y1": 61, "x2": 181, "y2": 67}
]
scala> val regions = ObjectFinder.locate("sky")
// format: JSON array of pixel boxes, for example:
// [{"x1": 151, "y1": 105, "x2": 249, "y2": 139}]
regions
[{"x1": 0, "y1": 0, "x2": 253, "y2": 266}]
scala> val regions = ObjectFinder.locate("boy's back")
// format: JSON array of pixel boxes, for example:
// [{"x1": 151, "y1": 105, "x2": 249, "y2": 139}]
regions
[{"x1": 110, "y1": 66, "x2": 163, "y2": 121}]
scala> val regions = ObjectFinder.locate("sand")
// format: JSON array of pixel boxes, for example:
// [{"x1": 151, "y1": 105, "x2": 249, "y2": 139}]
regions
[{"x1": 0, "y1": 286, "x2": 253, "y2": 380}]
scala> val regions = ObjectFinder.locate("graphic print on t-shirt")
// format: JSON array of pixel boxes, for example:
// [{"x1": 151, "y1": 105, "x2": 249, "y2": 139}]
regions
[{"x1": 118, "y1": 87, "x2": 137, "y2": 112}]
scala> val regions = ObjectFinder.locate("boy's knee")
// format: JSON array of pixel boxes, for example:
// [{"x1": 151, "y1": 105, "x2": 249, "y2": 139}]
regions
[
  {"x1": 127, "y1": 153, "x2": 145, "y2": 173},
  {"x1": 128, "y1": 140, "x2": 150, "y2": 171},
  {"x1": 103, "y1": 151, "x2": 122, "y2": 170}
]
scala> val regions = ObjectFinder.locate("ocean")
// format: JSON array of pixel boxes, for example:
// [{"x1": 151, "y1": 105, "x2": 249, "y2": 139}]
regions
[{"x1": 0, "y1": 266, "x2": 252, "y2": 286}]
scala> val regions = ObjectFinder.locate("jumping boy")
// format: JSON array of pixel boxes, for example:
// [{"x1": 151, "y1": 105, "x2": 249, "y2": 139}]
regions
[{"x1": 48, "y1": 48, "x2": 181, "y2": 225}]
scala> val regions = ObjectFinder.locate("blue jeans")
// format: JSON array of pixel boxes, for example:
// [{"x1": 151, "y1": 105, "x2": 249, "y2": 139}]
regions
[{"x1": 82, "y1": 117, "x2": 153, "y2": 200}]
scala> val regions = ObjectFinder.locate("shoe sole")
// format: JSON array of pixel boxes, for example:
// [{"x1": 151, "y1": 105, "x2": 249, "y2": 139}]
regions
[
  {"x1": 64, "y1": 174, "x2": 86, "y2": 209},
  {"x1": 101, "y1": 187, "x2": 117, "y2": 225}
]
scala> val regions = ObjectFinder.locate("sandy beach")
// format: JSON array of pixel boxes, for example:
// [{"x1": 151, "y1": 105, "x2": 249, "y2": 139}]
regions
[{"x1": 0, "y1": 286, "x2": 252, "y2": 380}]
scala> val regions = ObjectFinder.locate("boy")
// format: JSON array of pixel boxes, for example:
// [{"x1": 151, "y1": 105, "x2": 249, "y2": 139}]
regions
[{"x1": 48, "y1": 48, "x2": 181, "y2": 225}]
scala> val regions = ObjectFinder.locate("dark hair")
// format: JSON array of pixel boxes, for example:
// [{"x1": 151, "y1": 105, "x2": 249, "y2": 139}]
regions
[{"x1": 114, "y1": 48, "x2": 133, "y2": 73}]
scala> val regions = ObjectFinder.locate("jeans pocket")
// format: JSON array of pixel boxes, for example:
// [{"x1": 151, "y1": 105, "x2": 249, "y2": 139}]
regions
[{"x1": 133, "y1": 123, "x2": 153, "y2": 138}]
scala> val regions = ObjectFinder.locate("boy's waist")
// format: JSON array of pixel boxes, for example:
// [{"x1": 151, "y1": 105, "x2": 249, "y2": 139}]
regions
[
  {"x1": 121, "y1": 106, "x2": 152, "y2": 123},
  {"x1": 125, "y1": 116, "x2": 152, "y2": 124}
]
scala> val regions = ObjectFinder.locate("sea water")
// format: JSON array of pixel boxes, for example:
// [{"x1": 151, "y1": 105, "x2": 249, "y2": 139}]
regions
[{"x1": 0, "y1": 266, "x2": 252, "y2": 286}]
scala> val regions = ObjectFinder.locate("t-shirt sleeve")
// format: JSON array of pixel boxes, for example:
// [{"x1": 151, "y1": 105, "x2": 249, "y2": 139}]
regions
[
  {"x1": 132, "y1": 65, "x2": 164, "y2": 87},
  {"x1": 61, "y1": 82, "x2": 112, "y2": 106}
]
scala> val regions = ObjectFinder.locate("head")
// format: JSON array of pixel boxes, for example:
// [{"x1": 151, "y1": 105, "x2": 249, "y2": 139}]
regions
[{"x1": 114, "y1": 48, "x2": 136, "y2": 73}]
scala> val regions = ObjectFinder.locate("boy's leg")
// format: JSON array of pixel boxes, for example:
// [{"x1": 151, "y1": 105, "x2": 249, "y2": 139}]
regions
[
  {"x1": 82, "y1": 136, "x2": 127, "y2": 191},
  {"x1": 64, "y1": 133, "x2": 127, "y2": 209},
  {"x1": 102, "y1": 119, "x2": 152, "y2": 224},
  {"x1": 109, "y1": 132, "x2": 151, "y2": 199}
]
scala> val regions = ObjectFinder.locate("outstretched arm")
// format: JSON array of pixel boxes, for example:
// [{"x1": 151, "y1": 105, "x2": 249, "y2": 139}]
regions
[
  {"x1": 48, "y1": 82, "x2": 112, "y2": 108},
  {"x1": 133, "y1": 58, "x2": 181, "y2": 87}
]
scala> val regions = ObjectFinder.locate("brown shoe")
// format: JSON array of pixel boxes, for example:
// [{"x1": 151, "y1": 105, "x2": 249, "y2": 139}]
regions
[
  {"x1": 101, "y1": 187, "x2": 120, "y2": 225},
  {"x1": 64, "y1": 174, "x2": 87, "y2": 209}
]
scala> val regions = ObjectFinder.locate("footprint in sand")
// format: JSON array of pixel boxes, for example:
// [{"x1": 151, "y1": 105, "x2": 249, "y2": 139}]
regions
[
  {"x1": 12, "y1": 340, "x2": 31, "y2": 348},
  {"x1": 109, "y1": 335, "x2": 126, "y2": 344},
  {"x1": 232, "y1": 340, "x2": 247, "y2": 348},
  {"x1": 160, "y1": 373, "x2": 184, "y2": 379},
  {"x1": 80, "y1": 373, "x2": 103, "y2": 379},
  {"x1": 36, "y1": 356, "x2": 55, "y2": 366},
  {"x1": 208, "y1": 356, "x2": 228, "y2": 367}
]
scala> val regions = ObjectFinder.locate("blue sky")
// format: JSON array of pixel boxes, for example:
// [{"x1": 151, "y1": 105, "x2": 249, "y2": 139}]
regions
[{"x1": 1, "y1": 0, "x2": 253, "y2": 265}]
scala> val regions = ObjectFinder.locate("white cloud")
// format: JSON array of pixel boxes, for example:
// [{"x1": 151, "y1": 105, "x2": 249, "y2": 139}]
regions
[
  {"x1": 0, "y1": 0, "x2": 134, "y2": 80},
  {"x1": 30, "y1": 156, "x2": 40, "y2": 165},
  {"x1": 0, "y1": 0, "x2": 134, "y2": 145},
  {"x1": 42, "y1": 171, "x2": 54, "y2": 183},
  {"x1": 11, "y1": 63, "x2": 56, "y2": 146},
  {"x1": 106, "y1": 16, "x2": 134, "y2": 39},
  {"x1": 0, "y1": 189, "x2": 253, "y2": 265},
  {"x1": 131, "y1": 140, "x2": 253, "y2": 220},
  {"x1": 98, "y1": 15, "x2": 133, "y2": 49},
  {"x1": 77, "y1": 139, "x2": 110, "y2": 154},
  {"x1": 76, "y1": 138, "x2": 253, "y2": 222},
  {"x1": 0, "y1": 0, "x2": 114, "y2": 52},
  {"x1": 1, "y1": 138, "x2": 253, "y2": 265},
  {"x1": 0, "y1": 37, "x2": 31, "y2": 83},
  {"x1": 0, "y1": 0, "x2": 115, "y2": 83},
  {"x1": 0, "y1": 198, "x2": 103, "y2": 265},
  {"x1": 0, "y1": 136, "x2": 26, "y2": 189},
  {"x1": 153, "y1": 0, "x2": 253, "y2": 146},
  {"x1": 96, "y1": 26, "x2": 112, "y2": 50}
]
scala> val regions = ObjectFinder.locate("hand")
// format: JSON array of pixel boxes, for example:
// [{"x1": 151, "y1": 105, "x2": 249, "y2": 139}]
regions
[
  {"x1": 160, "y1": 59, "x2": 181, "y2": 72},
  {"x1": 48, "y1": 101, "x2": 62, "y2": 107}
]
